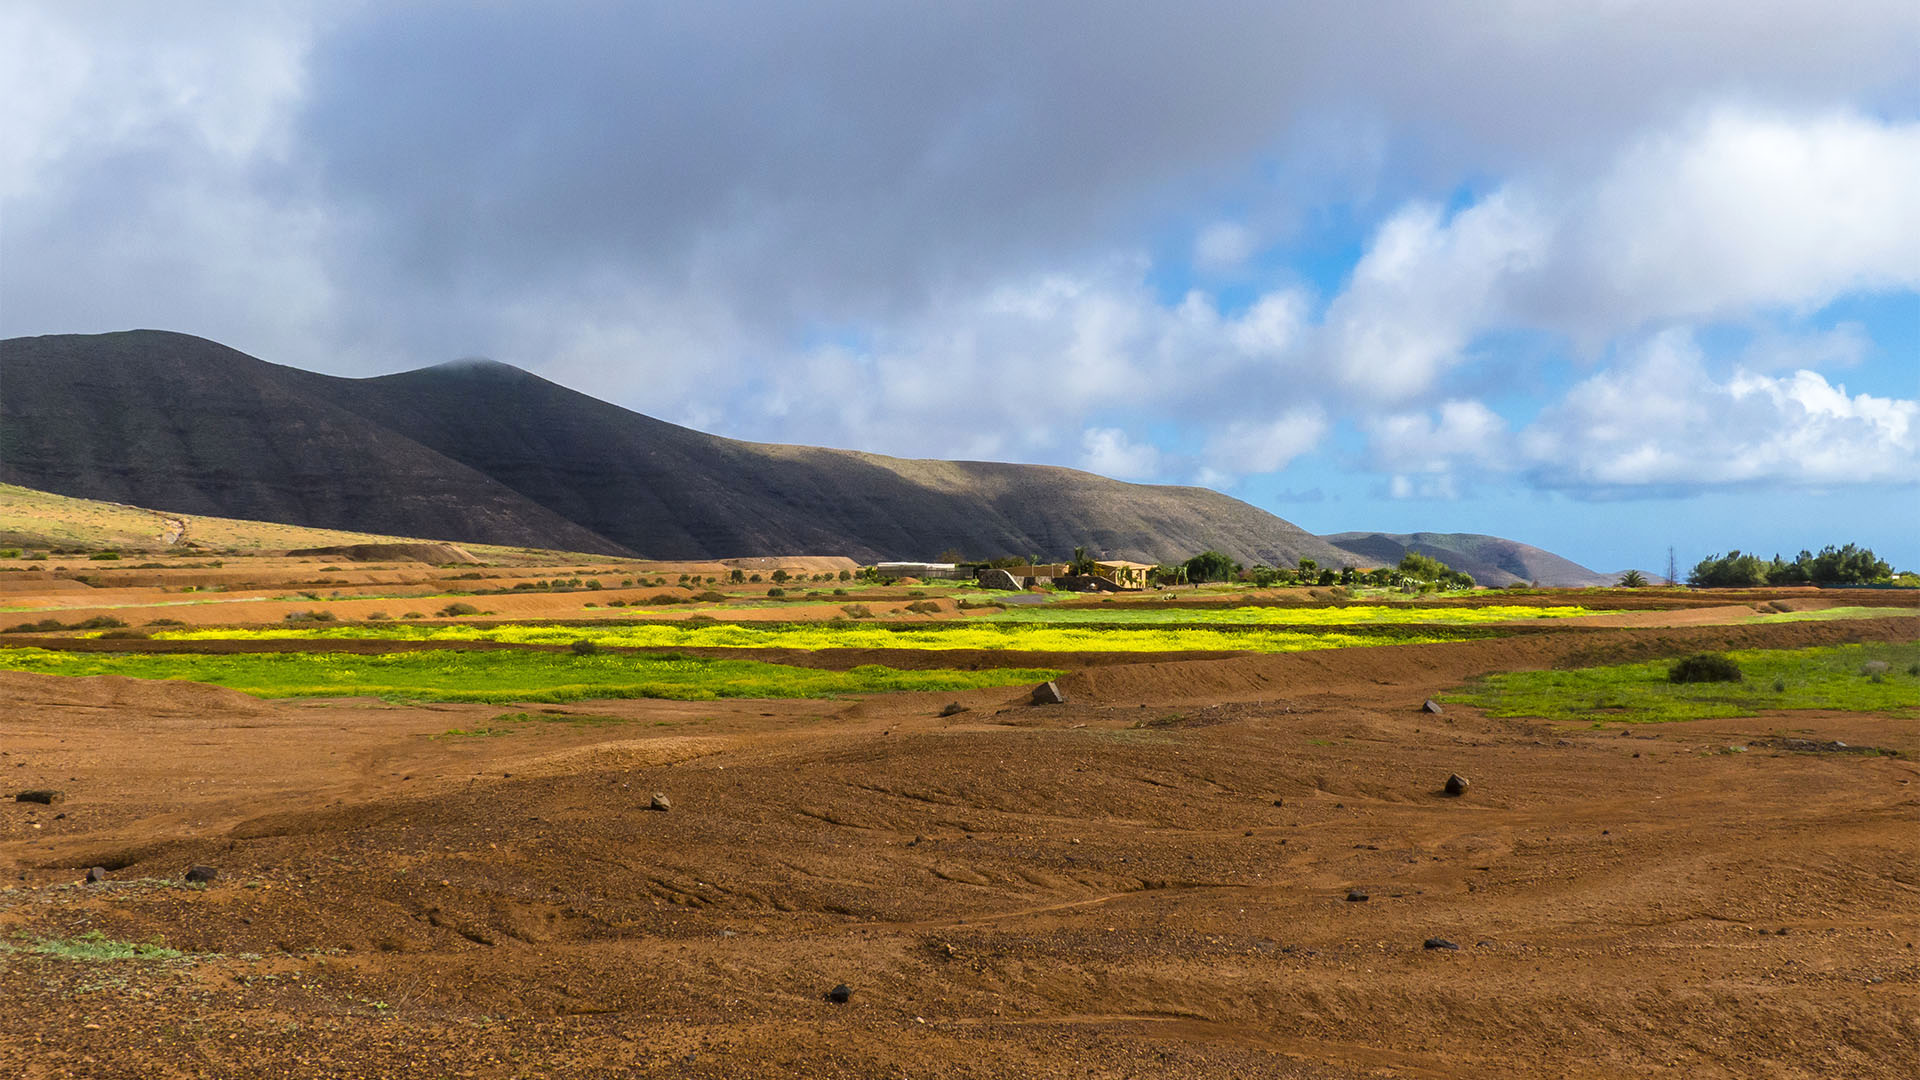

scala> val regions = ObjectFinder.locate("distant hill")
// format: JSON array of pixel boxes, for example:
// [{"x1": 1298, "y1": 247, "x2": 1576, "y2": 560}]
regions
[
  {"x1": 1, "y1": 330, "x2": 1353, "y2": 567},
  {"x1": 1321, "y1": 531, "x2": 1618, "y2": 588}
]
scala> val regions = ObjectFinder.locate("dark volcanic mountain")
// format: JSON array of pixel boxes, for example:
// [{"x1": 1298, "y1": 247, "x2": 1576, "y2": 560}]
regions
[
  {"x1": 2, "y1": 330, "x2": 1354, "y2": 566},
  {"x1": 1323, "y1": 531, "x2": 1617, "y2": 587}
]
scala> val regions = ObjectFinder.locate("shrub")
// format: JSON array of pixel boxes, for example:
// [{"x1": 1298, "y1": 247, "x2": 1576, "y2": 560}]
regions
[
  {"x1": 904, "y1": 600, "x2": 941, "y2": 614},
  {"x1": 0, "y1": 549, "x2": 19, "y2": 559},
  {"x1": 692, "y1": 591, "x2": 727, "y2": 603},
  {"x1": 1669, "y1": 653, "x2": 1742, "y2": 684},
  {"x1": 143, "y1": 618, "x2": 186, "y2": 627},
  {"x1": 437, "y1": 602, "x2": 480, "y2": 618},
  {"x1": 88, "y1": 551, "x2": 121, "y2": 561},
  {"x1": 366, "y1": 611, "x2": 391, "y2": 621},
  {"x1": 96, "y1": 629, "x2": 149, "y2": 640},
  {"x1": 1859, "y1": 660, "x2": 1891, "y2": 677},
  {"x1": 283, "y1": 610, "x2": 338, "y2": 622},
  {"x1": 833, "y1": 588, "x2": 847, "y2": 596},
  {"x1": 570, "y1": 639, "x2": 602, "y2": 656},
  {"x1": 766, "y1": 587, "x2": 785, "y2": 597},
  {"x1": 841, "y1": 604, "x2": 875, "y2": 619},
  {"x1": 646, "y1": 593, "x2": 687, "y2": 605},
  {"x1": 402, "y1": 612, "x2": 425, "y2": 619}
]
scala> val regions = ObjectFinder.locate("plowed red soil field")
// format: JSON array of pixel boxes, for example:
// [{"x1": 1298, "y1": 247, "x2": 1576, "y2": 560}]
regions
[{"x1": 3, "y1": 606, "x2": 1917, "y2": 1078}]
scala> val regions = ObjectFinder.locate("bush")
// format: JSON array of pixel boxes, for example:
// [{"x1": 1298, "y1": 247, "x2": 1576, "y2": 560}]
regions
[
  {"x1": 692, "y1": 591, "x2": 727, "y2": 603},
  {"x1": 570, "y1": 639, "x2": 602, "y2": 656},
  {"x1": 366, "y1": 611, "x2": 391, "y2": 620},
  {"x1": 402, "y1": 612, "x2": 425, "y2": 619},
  {"x1": 143, "y1": 618, "x2": 186, "y2": 627},
  {"x1": 283, "y1": 610, "x2": 338, "y2": 622},
  {"x1": 904, "y1": 600, "x2": 941, "y2": 614},
  {"x1": 647, "y1": 593, "x2": 688, "y2": 605},
  {"x1": 766, "y1": 587, "x2": 785, "y2": 597},
  {"x1": 1669, "y1": 653, "x2": 1742, "y2": 684},
  {"x1": 841, "y1": 604, "x2": 875, "y2": 619},
  {"x1": 1860, "y1": 660, "x2": 1890, "y2": 677},
  {"x1": 88, "y1": 551, "x2": 121, "y2": 560},
  {"x1": 437, "y1": 602, "x2": 480, "y2": 618},
  {"x1": 96, "y1": 629, "x2": 149, "y2": 640}
]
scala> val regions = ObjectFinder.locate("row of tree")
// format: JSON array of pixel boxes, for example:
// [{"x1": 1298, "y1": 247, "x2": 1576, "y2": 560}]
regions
[
  {"x1": 1687, "y1": 544, "x2": 1894, "y2": 587},
  {"x1": 1175, "y1": 550, "x2": 1474, "y2": 590}
]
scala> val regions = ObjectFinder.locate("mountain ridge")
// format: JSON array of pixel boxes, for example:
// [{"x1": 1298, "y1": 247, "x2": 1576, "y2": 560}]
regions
[{"x1": 2, "y1": 330, "x2": 1351, "y2": 567}]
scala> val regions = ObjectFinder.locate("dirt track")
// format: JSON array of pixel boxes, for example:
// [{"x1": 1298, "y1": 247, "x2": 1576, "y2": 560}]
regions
[{"x1": 3, "y1": 618, "x2": 1918, "y2": 1077}]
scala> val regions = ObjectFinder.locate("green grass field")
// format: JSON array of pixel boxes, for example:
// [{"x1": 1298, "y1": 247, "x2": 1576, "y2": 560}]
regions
[
  {"x1": 1447, "y1": 642, "x2": 1920, "y2": 725},
  {"x1": 146, "y1": 620, "x2": 1484, "y2": 654},
  {"x1": 0, "y1": 647, "x2": 1060, "y2": 704}
]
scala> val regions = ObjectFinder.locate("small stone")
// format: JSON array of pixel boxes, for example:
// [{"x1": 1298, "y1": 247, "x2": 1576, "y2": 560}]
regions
[
  {"x1": 84, "y1": 867, "x2": 108, "y2": 884},
  {"x1": 1272, "y1": 799, "x2": 1285, "y2": 807},
  {"x1": 827, "y1": 983, "x2": 852, "y2": 1004},
  {"x1": 939, "y1": 702, "x2": 967, "y2": 717},
  {"x1": 1423, "y1": 937, "x2": 1459, "y2": 950},
  {"x1": 184, "y1": 865, "x2": 219, "y2": 884},
  {"x1": 649, "y1": 793, "x2": 671, "y2": 812},
  {"x1": 1443, "y1": 774, "x2": 1470, "y2": 797},
  {"x1": 1346, "y1": 890, "x2": 1369, "y2": 902},
  {"x1": 1030, "y1": 681, "x2": 1067, "y2": 706},
  {"x1": 1421, "y1": 699, "x2": 1444, "y2": 715},
  {"x1": 13, "y1": 789, "x2": 63, "y2": 805}
]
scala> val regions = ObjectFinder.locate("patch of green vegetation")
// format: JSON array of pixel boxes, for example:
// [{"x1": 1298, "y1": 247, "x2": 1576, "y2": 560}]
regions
[
  {"x1": 1752, "y1": 606, "x2": 1920, "y2": 623},
  {"x1": 14, "y1": 930, "x2": 186, "y2": 962},
  {"x1": 1448, "y1": 642, "x2": 1920, "y2": 725},
  {"x1": 978, "y1": 603, "x2": 1596, "y2": 626},
  {"x1": 0, "y1": 646, "x2": 1060, "y2": 704},
  {"x1": 149, "y1": 619, "x2": 1482, "y2": 654}
]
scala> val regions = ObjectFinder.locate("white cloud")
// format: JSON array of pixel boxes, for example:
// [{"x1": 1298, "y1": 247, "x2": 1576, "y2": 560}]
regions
[
  {"x1": 1319, "y1": 107, "x2": 1920, "y2": 401},
  {"x1": 1194, "y1": 221, "x2": 1257, "y2": 273},
  {"x1": 1368, "y1": 400, "x2": 1510, "y2": 474},
  {"x1": 1203, "y1": 408, "x2": 1330, "y2": 478},
  {"x1": 1079, "y1": 427, "x2": 1163, "y2": 480},
  {"x1": 1520, "y1": 329, "x2": 1919, "y2": 491}
]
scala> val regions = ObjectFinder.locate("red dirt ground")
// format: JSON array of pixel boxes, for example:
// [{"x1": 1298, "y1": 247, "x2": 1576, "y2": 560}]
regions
[{"x1": 2, "y1": 606, "x2": 1917, "y2": 1077}]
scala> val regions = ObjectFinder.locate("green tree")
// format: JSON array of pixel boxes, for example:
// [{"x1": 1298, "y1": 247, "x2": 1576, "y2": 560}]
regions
[
  {"x1": 1616, "y1": 569, "x2": 1647, "y2": 588},
  {"x1": 1068, "y1": 546, "x2": 1099, "y2": 576},
  {"x1": 1182, "y1": 550, "x2": 1239, "y2": 583}
]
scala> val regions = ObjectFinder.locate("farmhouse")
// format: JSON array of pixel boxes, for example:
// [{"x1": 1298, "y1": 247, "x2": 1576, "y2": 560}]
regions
[{"x1": 1091, "y1": 560, "x2": 1155, "y2": 590}]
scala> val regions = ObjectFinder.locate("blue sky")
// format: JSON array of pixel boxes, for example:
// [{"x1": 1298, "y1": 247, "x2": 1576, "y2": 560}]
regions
[{"x1": 3, "y1": 2, "x2": 1916, "y2": 574}]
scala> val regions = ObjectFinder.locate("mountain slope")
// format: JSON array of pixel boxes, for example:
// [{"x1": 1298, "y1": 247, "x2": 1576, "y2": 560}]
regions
[
  {"x1": 0, "y1": 333, "x2": 629, "y2": 554},
  {"x1": 1321, "y1": 531, "x2": 1617, "y2": 587},
  {"x1": 2, "y1": 330, "x2": 1350, "y2": 566}
]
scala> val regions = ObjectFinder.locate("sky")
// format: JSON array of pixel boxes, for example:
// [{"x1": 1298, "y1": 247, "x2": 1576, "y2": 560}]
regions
[{"x1": 3, "y1": 1, "x2": 1917, "y2": 575}]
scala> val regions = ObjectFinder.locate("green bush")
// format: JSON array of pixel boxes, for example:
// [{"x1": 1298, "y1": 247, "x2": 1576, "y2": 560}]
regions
[
  {"x1": 437, "y1": 602, "x2": 480, "y2": 618},
  {"x1": 904, "y1": 600, "x2": 941, "y2": 614},
  {"x1": 88, "y1": 551, "x2": 122, "y2": 561},
  {"x1": 842, "y1": 604, "x2": 875, "y2": 619},
  {"x1": 366, "y1": 611, "x2": 391, "y2": 621},
  {"x1": 692, "y1": 591, "x2": 727, "y2": 603},
  {"x1": 402, "y1": 612, "x2": 425, "y2": 619},
  {"x1": 766, "y1": 587, "x2": 785, "y2": 597},
  {"x1": 570, "y1": 639, "x2": 602, "y2": 656},
  {"x1": 1669, "y1": 653, "x2": 1742, "y2": 684}
]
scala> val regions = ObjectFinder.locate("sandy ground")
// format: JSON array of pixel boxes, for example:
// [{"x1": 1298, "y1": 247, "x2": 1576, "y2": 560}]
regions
[{"x1": 1, "y1": 614, "x2": 1917, "y2": 1078}]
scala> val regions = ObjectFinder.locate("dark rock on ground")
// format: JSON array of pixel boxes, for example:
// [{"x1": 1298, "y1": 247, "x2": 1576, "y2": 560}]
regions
[
  {"x1": 1444, "y1": 774, "x2": 1470, "y2": 796},
  {"x1": 1031, "y1": 681, "x2": 1067, "y2": 705},
  {"x1": 828, "y1": 984, "x2": 852, "y2": 1004},
  {"x1": 939, "y1": 703, "x2": 967, "y2": 717},
  {"x1": 1421, "y1": 699, "x2": 1444, "y2": 714},
  {"x1": 1424, "y1": 937, "x2": 1460, "y2": 950},
  {"x1": 85, "y1": 867, "x2": 108, "y2": 884},
  {"x1": 649, "y1": 793, "x2": 671, "y2": 812},
  {"x1": 185, "y1": 865, "x2": 218, "y2": 883},
  {"x1": 14, "y1": 789, "x2": 64, "y2": 805},
  {"x1": 1346, "y1": 890, "x2": 1369, "y2": 902}
]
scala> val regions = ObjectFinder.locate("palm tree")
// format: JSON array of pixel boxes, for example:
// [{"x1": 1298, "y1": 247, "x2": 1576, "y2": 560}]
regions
[{"x1": 1617, "y1": 569, "x2": 1648, "y2": 588}]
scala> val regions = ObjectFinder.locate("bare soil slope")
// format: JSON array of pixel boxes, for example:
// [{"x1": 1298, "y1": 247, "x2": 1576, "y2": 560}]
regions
[{"x1": 3, "y1": 619, "x2": 1917, "y2": 1077}]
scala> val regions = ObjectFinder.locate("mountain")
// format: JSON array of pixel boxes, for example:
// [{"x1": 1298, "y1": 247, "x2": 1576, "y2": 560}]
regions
[
  {"x1": 1, "y1": 330, "x2": 1353, "y2": 566},
  {"x1": 1320, "y1": 531, "x2": 1618, "y2": 588}
]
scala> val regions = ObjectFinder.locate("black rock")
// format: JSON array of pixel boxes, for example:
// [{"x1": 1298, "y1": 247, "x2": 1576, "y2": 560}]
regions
[
  {"x1": 14, "y1": 789, "x2": 64, "y2": 805},
  {"x1": 1030, "y1": 681, "x2": 1067, "y2": 705},
  {"x1": 1421, "y1": 699, "x2": 1444, "y2": 715},
  {"x1": 1444, "y1": 774, "x2": 1470, "y2": 796},
  {"x1": 1423, "y1": 937, "x2": 1459, "y2": 950},
  {"x1": 827, "y1": 983, "x2": 852, "y2": 1004},
  {"x1": 939, "y1": 702, "x2": 967, "y2": 717},
  {"x1": 84, "y1": 866, "x2": 108, "y2": 884},
  {"x1": 1346, "y1": 890, "x2": 1369, "y2": 902},
  {"x1": 184, "y1": 865, "x2": 219, "y2": 884}
]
